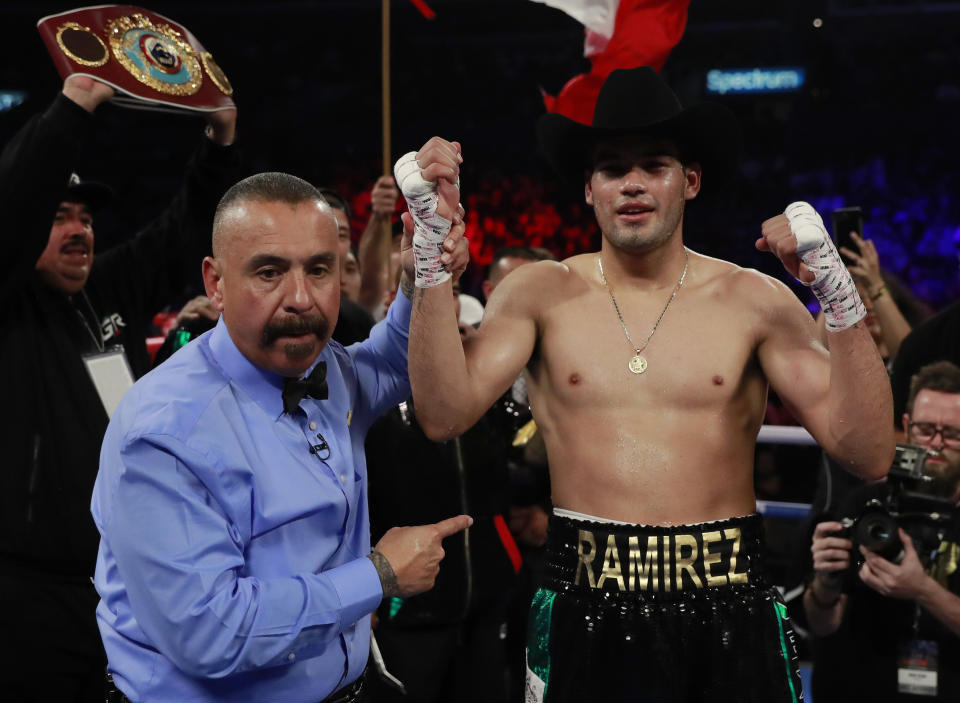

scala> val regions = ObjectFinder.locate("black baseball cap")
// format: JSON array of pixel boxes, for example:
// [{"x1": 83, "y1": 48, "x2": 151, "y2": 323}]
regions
[{"x1": 62, "y1": 172, "x2": 114, "y2": 212}]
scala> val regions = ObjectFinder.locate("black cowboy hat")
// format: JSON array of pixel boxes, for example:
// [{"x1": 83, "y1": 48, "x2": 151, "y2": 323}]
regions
[
  {"x1": 537, "y1": 66, "x2": 742, "y2": 189},
  {"x1": 62, "y1": 172, "x2": 114, "y2": 212}
]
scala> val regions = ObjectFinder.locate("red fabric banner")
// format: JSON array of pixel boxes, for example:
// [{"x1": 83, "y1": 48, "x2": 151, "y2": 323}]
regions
[
  {"x1": 408, "y1": 0, "x2": 436, "y2": 20},
  {"x1": 542, "y1": 0, "x2": 690, "y2": 124}
]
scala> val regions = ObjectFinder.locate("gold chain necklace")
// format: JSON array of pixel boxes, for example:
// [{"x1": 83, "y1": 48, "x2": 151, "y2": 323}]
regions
[{"x1": 597, "y1": 249, "x2": 689, "y2": 375}]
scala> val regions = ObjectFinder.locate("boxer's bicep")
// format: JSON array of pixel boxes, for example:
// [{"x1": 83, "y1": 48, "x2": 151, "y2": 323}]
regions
[
  {"x1": 756, "y1": 285, "x2": 834, "y2": 443},
  {"x1": 465, "y1": 304, "x2": 538, "y2": 403},
  {"x1": 463, "y1": 277, "x2": 539, "y2": 408}
]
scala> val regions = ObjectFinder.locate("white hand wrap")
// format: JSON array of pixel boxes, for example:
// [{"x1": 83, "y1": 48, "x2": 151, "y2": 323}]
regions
[
  {"x1": 784, "y1": 201, "x2": 865, "y2": 331},
  {"x1": 394, "y1": 151, "x2": 453, "y2": 288}
]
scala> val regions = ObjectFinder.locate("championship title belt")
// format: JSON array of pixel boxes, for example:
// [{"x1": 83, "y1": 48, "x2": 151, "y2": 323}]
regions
[{"x1": 37, "y1": 5, "x2": 234, "y2": 114}]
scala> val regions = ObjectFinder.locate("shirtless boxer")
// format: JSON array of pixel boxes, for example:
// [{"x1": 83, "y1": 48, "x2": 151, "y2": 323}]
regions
[{"x1": 399, "y1": 67, "x2": 894, "y2": 702}]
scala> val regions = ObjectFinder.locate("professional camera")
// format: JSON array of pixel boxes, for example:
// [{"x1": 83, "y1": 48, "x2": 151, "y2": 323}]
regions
[{"x1": 839, "y1": 444, "x2": 959, "y2": 565}]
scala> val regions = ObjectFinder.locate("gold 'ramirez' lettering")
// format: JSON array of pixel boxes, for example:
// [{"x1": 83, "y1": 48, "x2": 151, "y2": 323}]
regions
[
  {"x1": 673, "y1": 534, "x2": 703, "y2": 590},
  {"x1": 627, "y1": 535, "x2": 659, "y2": 591},
  {"x1": 724, "y1": 527, "x2": 748, "y2": 584},
  {"x1": 575, "y1": 529, "x2": 598, "y2": 587},
  {"x1": 597, "y1": 534, "x2": 626, "y2": 590},
  {"x1": 571, "y1": 524, "x2": 753, "y2": 592},
  {"x1": 701, "y1": 530, "x2": 727, "y2": 587}
]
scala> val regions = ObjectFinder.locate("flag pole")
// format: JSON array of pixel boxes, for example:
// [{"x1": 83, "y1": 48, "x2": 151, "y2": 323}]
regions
[{"x1": 381, "y1": 0, "x2": 393, "y2": 287}]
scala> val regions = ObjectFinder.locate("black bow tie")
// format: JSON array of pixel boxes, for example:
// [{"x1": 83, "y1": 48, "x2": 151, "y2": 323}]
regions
[{"x1": 281, "y1": 362, "x2": 328, "y2": 414}]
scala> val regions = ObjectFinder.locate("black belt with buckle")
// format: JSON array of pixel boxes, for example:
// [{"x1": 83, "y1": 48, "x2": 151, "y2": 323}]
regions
[
  {"x1": 107, "y1": 670, "x2": 366, "y2": 703},
  {"x1": 321, "y1": 672, "x2": 365, "y2": 703}
]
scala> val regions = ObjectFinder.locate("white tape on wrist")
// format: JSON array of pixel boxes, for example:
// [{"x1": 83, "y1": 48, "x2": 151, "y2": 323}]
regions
[
  {"x1": 394, "y1": 151, "x2": 452, "y2": 288},
  {"x1": 784, "y1": 201, "x2": 865, "y2": 331}
]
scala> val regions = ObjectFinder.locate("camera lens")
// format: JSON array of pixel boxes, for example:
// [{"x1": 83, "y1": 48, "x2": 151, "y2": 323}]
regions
[{"x1": 853, "y1": 511, "x2": 903, "y2": 562}]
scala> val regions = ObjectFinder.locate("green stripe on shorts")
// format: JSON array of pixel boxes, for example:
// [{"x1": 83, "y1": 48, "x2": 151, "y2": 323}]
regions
[
  {"x1": 773, "y1": 600, "x2": 799, "y2": 703},
  {"x1": 527, "y1": 588, "x2": 557, "y2": 694}
]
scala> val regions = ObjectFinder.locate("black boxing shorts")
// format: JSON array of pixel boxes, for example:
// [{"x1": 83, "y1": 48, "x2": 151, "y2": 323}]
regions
[{"x1": 525, "y1": 512, "x2": 803, "y2": 703}]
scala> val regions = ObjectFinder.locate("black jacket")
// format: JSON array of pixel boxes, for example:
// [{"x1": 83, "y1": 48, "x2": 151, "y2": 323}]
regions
[
  {"x1": 0, "y1": 94, "x2": 240, "y2": 577},
  {"x1": 366, "y1": 398, "x2": 519, "y2": 626},
  {"x1": 890, "y1": 300, "x2": 960, "y2": 421}
]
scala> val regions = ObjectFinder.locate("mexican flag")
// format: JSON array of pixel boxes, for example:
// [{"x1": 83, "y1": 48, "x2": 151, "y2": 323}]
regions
[{"x1": 531, "y1": 0, "x2": 691, "y2": 124}]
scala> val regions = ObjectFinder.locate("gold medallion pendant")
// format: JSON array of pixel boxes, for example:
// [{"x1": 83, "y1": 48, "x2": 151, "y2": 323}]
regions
[
  {"x1": 628, "y1": 355, "x2": 648, "y2": 374},
  {"x1": 598, "y1": 250, "x2": 689, "y2": 377}
]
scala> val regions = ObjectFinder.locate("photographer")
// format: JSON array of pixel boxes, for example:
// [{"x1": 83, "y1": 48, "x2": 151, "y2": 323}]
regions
[{"x1": 804, "y1": 361, "x2": 960, "y2": 701}]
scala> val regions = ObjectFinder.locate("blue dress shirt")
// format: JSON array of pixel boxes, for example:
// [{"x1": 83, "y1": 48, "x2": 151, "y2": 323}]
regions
[{"x1": 91, "y1": 292, "x2": 412, "y2": 703}]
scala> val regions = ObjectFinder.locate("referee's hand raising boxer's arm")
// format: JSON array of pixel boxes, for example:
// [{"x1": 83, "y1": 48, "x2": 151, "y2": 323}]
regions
[{"x1": 401, "y1": 137, "x2": 539, "y2": 441}]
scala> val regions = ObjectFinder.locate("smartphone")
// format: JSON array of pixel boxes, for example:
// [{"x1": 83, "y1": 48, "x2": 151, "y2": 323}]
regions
[{"x1": 831, "y1": 206, "x2": 863, "y2": 264}]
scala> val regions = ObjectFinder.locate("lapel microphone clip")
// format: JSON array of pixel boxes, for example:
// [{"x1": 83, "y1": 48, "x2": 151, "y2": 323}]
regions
[{"x1": 309, "y1": 432, "x2": 331, "y2": 460}]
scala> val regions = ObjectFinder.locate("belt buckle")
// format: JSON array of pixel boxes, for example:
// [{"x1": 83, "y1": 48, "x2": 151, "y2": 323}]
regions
[{"x1": 324, "y1": 673, "x2": 364, "y2": 703}]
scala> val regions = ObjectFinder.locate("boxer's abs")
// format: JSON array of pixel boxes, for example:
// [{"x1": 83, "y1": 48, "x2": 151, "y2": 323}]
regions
[{"x1": 538, "y1": 403, "x2": 762, "y2": 526}]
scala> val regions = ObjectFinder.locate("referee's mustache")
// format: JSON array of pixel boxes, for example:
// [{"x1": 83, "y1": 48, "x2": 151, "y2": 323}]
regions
[{"x1": 260, "y1": 314, "x2": 329, "y2": 347}]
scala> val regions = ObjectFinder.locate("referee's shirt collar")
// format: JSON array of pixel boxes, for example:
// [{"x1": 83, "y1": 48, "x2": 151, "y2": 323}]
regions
[{"x1": 207, "y1": 316, "x2": 327, "y2": 419}]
